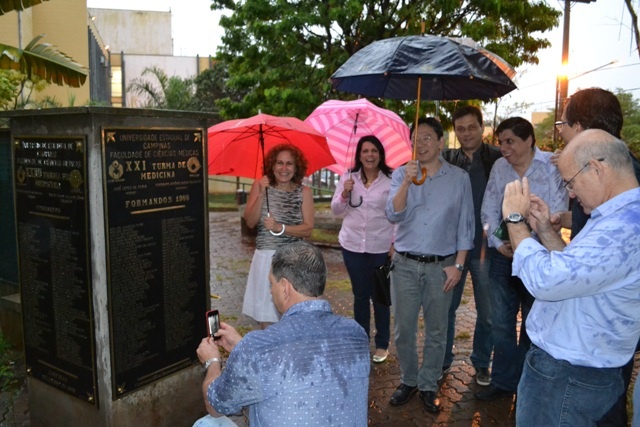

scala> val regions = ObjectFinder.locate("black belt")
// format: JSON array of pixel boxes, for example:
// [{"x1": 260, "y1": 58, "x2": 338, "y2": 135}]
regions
[{"x1": 397, "y1": 251, "x2": 452, "y2": 263}]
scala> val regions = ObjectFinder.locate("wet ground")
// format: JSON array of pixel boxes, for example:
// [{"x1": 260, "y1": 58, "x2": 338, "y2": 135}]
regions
[{"x1": 2, "y1": 210, "x2": 638, "y2": 426}]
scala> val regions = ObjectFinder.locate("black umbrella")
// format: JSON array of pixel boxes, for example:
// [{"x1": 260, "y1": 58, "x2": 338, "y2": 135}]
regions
[
  {"x1": 330, "y1": 35, "x2": 517, "y2": 101},
  {"x1": 331, "y1": 34, "x2": 517, "y2": 184}
]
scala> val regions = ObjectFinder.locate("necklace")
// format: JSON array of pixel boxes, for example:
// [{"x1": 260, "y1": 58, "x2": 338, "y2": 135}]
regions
[{"x1": 363, "y1": 171, "x2": 378, "y2": 188}]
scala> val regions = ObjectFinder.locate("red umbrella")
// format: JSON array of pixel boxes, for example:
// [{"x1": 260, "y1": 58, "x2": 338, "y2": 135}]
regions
[{"x1": 208, "y1": 113, "x2": 335, "y2": 179}]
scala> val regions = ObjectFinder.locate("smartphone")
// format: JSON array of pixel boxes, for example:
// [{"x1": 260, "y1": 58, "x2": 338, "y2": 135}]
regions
[{"x1": 206, "y1": 309, "x2": 220, "y2": 340}]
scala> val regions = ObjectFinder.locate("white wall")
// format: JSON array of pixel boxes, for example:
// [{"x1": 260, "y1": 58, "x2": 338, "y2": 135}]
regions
[
  {"x1": 123, "y1": 54, "x2": 200, "y2": 107},
  {"x1": 88, "y1": 8, "x2": 172, "y2": 55}
]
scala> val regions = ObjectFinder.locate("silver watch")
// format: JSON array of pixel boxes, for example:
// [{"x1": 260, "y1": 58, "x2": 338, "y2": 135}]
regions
[
  {"x1": 202, "y1": 357, "x2": 222, "y2": 371},
  {"x1": 455, "y1": 263, "x2": 464, "y2": 272},
  {"x1": 504, "y1": 212, "x2": 525, "y2": 224}
]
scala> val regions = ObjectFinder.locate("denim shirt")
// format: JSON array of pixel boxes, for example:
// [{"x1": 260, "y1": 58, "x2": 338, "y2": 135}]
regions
[
  {"x1": 208, "y1": 300, "x2": 370, "y2": 426},
  {"x1": 513, "y1": 188, "x2": 640, "y2": 368}
]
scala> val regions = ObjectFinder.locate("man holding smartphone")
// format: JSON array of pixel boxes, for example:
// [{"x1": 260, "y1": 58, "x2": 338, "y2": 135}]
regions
[{"x1": 193, "y1": 241, "x2": 370, "y2": 427}]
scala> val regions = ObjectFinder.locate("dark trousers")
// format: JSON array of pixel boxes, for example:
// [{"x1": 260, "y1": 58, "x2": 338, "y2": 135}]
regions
[{"x1": 342, "y1": 249, "x2": 390, "y2": 350}]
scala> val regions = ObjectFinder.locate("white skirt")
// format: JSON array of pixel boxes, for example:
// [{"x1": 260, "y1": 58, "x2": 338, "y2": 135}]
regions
[{"x1": 242, "y1": 249, "x2": 281, "y2": 323}]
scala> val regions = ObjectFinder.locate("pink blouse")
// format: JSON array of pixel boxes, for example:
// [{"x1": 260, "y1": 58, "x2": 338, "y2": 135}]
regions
[{"x1": 331, "y1": 170, "x2": 395, "y2": 254}]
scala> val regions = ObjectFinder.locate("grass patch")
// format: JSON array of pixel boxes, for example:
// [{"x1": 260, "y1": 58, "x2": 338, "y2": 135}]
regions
[
  {"x1": 310, "y1": 228, "x2": 339, "y2": 245},
  {"x1": 235, "y1": 326, "x2": 254, "y2": 337},
  {"x1": 315, "y1": 201, "x2": 331, "y2": 211},
  {"x1": 326, "y1": 279, "x2": 352, "y2": 292},
  {"x1": 455, "y1": 332, "x2": 471, "y2": 340},
  {"x1": 0, "y1": 334, "x2": 17, "y2": 392},
  {"x1": 208, "y1": 193, "x2": 238, "y2": 211}
]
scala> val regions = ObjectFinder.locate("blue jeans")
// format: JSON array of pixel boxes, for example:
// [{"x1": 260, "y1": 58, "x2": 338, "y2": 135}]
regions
[
  {"x1": 391, "y1": 253, "x2": 454, "y2": 392},
  {"x1": 633, "y1": 368, "x2": 640, "y2": 427},
  {"x1": 444, "y1": 254, "x2": 493, "y2": 369},
  {"x1": 342, "y1": 249, "x2": 390, "y2": 350},
  {"x1": 489, "y1": 249, "x2": 534, "y2": 391},
  {"x1": 192, "y1": 415, "x2": 238, "y2": 427},
  {"x1": 517, "y1": 346, "x2": 624, "y2": 427}
]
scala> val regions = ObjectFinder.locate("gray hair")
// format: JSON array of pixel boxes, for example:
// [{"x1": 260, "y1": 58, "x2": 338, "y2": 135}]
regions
[
  {"x1": 572, "y1": 129, "x2": 633, "y2": 174},
  {"x1": 271, "y1": 242, "x2": 326, "y2": 297}
]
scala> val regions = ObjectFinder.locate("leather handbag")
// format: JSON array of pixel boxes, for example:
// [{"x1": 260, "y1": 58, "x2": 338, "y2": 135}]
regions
[{"x1": 372, "y1": 257, "x2": 393, "y2": 306}]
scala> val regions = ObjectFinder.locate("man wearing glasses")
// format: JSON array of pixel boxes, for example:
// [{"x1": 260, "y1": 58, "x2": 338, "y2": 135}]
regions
[
  {"x1": 501, "y1": 129, "x2": 640, "y2": 426},
  {"x1": 552, "y1": 87, "x2": 640, "y2": 426}
]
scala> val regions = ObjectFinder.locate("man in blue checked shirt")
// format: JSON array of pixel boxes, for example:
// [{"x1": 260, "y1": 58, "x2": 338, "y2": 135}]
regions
[
  {"x1": 385, "y1": 117, "x2": 474, "y2": 413},
  {"x1": 502, "y1": 129, "x2": 640, "y2": 426},
  {"x1": 193, "y1": 241, "x2": 370, "y2": 427}
]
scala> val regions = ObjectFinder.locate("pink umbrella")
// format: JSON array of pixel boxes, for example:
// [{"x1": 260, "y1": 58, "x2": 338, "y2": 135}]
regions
[{"x1": 304, "y1": 99, "x2": 411, "y2": 176}]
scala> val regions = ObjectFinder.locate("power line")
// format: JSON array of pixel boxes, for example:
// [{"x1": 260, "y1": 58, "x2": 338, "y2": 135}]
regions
[{"x1": 516, "y1": 62, "x2": 640, "y2": 91}]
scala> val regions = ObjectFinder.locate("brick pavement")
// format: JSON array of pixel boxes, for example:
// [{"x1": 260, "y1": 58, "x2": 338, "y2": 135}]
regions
[
  {"x1": 209, "y1": 211, "x2": 518, "y2": 427},
  {"x1": 3, "y1": 210, "x2": 636, "y2": 426}
]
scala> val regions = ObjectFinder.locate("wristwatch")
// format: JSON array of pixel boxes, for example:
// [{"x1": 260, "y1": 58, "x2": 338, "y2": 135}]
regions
[
  {"x1": 504, "y1": 212, "x2": 525, "y2": 224},
  {"x1": 455, "y1": 264, "x2": 464, "y2": 272},
  {"x1": 202, "y1": 357, "x2": 222, "y2": 371}
]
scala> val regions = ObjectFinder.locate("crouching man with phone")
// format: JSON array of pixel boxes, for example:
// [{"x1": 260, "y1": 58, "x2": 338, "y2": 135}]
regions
[{"x1": 193, "y1": 241, "x2": 370, "y2": 427}]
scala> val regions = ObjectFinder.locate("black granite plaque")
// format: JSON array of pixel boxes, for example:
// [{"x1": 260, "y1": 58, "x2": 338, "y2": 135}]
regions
[
  {"x1": 13, "y1": 136, "x2": 97, "y2": 405},
  {"x1": 103, "y1": 128, "x2": 207, "y2": 398}
]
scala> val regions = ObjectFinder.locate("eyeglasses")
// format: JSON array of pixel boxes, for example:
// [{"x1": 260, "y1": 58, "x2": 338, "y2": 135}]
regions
[
  {"x1": 563, "y1": 157, "x2": 605, "y2": 190},
  {"x1": 413, "y1": 135, "x2": 435, "y2": 144},
  {"x1": 555, "y1": 121, "x2": 570, "y2": 130}
]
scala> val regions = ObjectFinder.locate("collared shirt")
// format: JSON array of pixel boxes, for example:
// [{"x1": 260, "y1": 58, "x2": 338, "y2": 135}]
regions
[
  {"x1": 208, "y1": 300, "x2": 370, "y2": 426},
  {"x1": 385, "y1": 159, "x2": 474, "y2": 256},
  {"x1": 512, "y1": 187, "x2": 640, "y2": 368},
  {"x1": 481, "y1": 148, "x2": 569, "y2": 249},
  {"x1": 443, "y1": 144, "x2": 502, "y2": 259},
  {"x1": 331, "y1": 170, "x2": 394, "y2": 254}
]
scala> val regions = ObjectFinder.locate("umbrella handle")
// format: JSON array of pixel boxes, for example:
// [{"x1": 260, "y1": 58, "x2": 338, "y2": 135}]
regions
[
  {"x1": 411, "y1": 75, "x2": 427, "y2": 186},
  {"x1": 412, "y1": 168, "x2": 427, "y2": 185},
  {"x1": 348, "y1": 191, "x2": 363, "y2": 208},
  {"x1": 267, "y1": 212, "x2": 286, "y2": 236}
]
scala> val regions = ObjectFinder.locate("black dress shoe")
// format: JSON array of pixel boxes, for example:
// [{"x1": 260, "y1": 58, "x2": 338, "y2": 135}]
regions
[
  {"x1": 389, "y1": 383, "x2": 418, "y2": 406},
  {"x1": 473, "y1": 383, "x2": 514, "y2": 401},
  {"x1": 419, "y1": 390, "x2": 440, "y2": 413}
]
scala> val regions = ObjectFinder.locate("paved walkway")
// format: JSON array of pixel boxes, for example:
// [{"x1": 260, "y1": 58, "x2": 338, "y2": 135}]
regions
[
  {"x1": 209, "y1": 211, "x2": 518, "y2": 426},
  {"x1": 2, "y1": 210, "x2": 638, "y2": 426}
]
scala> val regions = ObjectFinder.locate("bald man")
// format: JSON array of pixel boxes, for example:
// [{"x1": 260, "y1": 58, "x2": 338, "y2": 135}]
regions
[{"x1": 502, "y1": 129, "x2": 640, "y2": 426}]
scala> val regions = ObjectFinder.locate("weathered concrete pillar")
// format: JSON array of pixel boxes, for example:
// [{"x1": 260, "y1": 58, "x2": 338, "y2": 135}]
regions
[{"x1": 1, "y1": 107, "x2": 217, "y2": 426}]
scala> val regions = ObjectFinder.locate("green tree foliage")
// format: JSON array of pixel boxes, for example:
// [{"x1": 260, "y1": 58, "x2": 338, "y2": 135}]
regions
[
  {"x1": 192, "y1": 61, "x2": 247, "y2": 114},
  {"x1": 532, "y1": 89, "x2": 640, "y2": 159},
  {"x1": 0, "y1": 69, "x2": 52, "y2": 110},
  {"x1": 533, "y1": 110, "x2": 558, "y2": 153},
  {"x1": 209, "y1": 0, "x2": 560, "y2": 120},
  {"x1": 618, "y1": 90, "x2": 640, "y2": 158},
  {"x1": 127, "y1": 66, "x2": 196, "y2": 110}
]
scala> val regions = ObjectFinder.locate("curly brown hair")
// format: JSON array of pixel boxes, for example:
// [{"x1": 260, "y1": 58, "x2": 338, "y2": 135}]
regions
[{"x1": 264, "y1": 143, "x2": 308, "y2": 186}]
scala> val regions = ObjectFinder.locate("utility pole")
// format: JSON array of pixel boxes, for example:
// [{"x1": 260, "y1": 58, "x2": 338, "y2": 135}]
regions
[{"x1": 554, "y1": 0, "x2": 597, "y2": 143}]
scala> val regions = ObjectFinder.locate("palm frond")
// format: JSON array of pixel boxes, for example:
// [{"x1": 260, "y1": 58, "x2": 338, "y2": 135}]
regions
[
  {"x1": 0, "y1": 0, "x2": 49, "y2": 15},
  {"x1": 0, "y1": 34, "x2": 87, "y2": 87}
]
